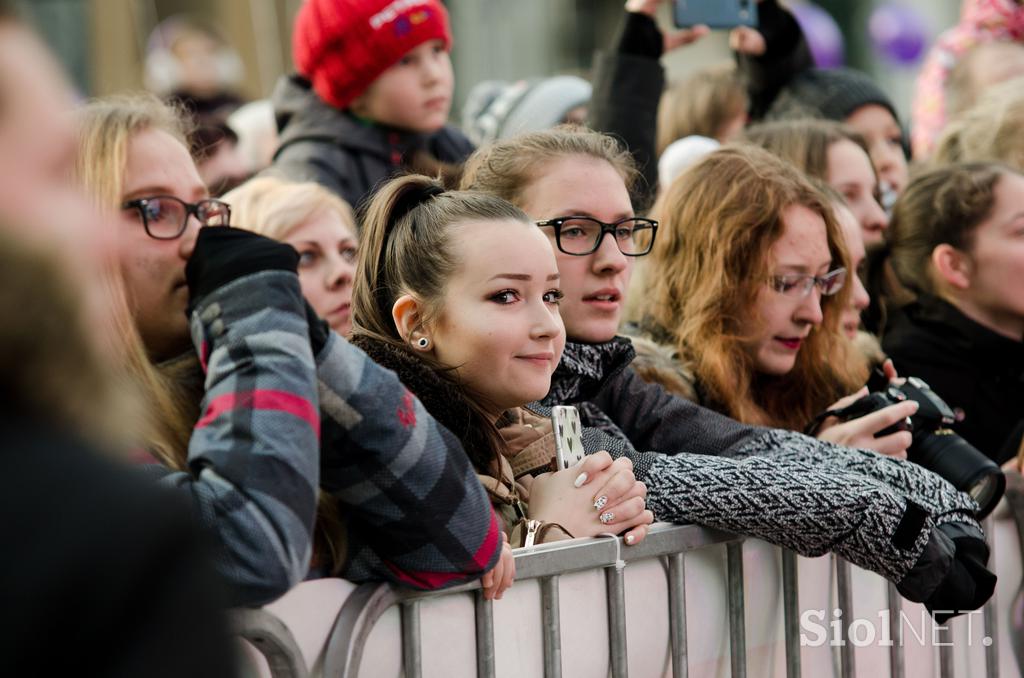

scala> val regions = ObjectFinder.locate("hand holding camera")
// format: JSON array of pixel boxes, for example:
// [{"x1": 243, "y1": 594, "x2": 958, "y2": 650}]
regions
[{"x1": 811, "y1": 371, "x2": 1006, "y2": 519}]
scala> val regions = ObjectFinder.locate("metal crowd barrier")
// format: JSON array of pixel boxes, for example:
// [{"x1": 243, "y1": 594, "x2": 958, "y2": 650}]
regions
[{"x1": 237, "y1": 521, "x2": 1005, "y2": 678}]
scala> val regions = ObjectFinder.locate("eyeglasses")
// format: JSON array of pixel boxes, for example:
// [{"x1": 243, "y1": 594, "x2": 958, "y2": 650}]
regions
[
  {"x1": 535, "y1": 216, "x2": 658, "y2": 256},
  {"x1": 122, "y1": 195, "x2": 231, "y2": 240},
  {"x1": 768, "y1": 267, "x2": 847, "y2": 298}
]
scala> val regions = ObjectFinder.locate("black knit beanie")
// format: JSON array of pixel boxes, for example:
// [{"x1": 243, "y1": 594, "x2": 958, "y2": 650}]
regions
[{"x1": 767, "y1": 67, "x2": 899, "y2": 125}]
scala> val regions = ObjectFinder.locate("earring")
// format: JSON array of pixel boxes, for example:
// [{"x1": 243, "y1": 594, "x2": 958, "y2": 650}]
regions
[{"x1": 416, "y1": 337, "x2": 430, "y2": 349}]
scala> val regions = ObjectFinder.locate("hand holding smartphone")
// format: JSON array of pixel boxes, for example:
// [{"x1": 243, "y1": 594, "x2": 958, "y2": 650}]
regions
[
  {"x1": 551, "y1": 406, "x2": 586, "y2": 471},
  {"x1": 674, "y1": 0, "x2": 758, "y2": 29}
]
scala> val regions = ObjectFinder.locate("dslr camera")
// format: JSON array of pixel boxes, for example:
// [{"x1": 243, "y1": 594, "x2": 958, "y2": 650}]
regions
[{"x1": 824, "y1": 376, "x2": 1005, "y2": 519}]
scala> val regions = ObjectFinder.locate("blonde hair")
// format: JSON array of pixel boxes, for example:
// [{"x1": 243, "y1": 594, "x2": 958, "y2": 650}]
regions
[
  {"x1": 657, "y1": 62, "x2": 748, "y2": 154},
  {"x1": 934, "y1": 76, "x2": 1024, "y2": 172},
  {"x1": 223, "y1": 176, "x2": 356, "y2": 241},
  {"x1": 459, "y1": 124, "x2": 639, "y2": 207},
  {"x1": 641, "y1": 144, "x2": 861, "y2": 429},
  {"x1": 73, "y1": 93, "x2": 200, "y2": 468}
]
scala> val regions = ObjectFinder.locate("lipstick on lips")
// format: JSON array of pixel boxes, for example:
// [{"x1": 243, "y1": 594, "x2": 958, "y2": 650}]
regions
[{"x1": 775, "y1": 337, "x2": 803, "y2": 350}]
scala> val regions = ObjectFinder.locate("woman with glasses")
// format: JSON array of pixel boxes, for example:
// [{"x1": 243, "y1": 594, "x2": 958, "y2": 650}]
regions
[
  {"x1": 73, "y1": 93, "x2": 507, "y2": 605},
  {"x1": 634, "y1": 144, "x2": 916, "y2": 457},
  {"x1": 459, "y1": 127, "x2": 996, "y2": 613}
]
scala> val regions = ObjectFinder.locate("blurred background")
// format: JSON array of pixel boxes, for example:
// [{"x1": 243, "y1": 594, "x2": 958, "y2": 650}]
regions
[{"x1": 15, "y1": 0, "x2": 958, "y2": 123}]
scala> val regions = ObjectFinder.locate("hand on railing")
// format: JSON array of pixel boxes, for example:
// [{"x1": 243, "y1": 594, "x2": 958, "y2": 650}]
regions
[
  {"x1": 481, "y1": 532, "x2": 516, "y2": 601},
  {"x1": 527, "y1": 452, "x2": 654, "y2": 546}
]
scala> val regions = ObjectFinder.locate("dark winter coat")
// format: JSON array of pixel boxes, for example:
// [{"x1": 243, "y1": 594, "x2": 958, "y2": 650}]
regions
[
  {"x1": 883, "y1": 295, "x2": 1024, "y2": 464},
  {"x1": 267, "y1": 75, "x2": 475, "y2": 212}
]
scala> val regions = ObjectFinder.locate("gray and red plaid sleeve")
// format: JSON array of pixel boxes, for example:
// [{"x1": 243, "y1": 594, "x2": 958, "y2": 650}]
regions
[
  {"x1": 315, "y1": 332, "x2": 502, "y2": 589},
  {"x1": 154, "y1": 269, "x2": 320, "y2": 607}
]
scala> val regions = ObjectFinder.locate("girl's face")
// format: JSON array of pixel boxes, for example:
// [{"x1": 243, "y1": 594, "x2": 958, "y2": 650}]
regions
[
  {"x1": 844, "y1": 104, "x2": 908, "y2": 199},
  {"x1": 118, "y1": 127, "x2": 205, "y2": 361},
  {"x1": 517, "y1": 155, "x2": 635, "y2": 344},
  {"x1": 827, "y1": 138, "x2": 889, "y2": 248},
  {"x1": 426, "y1": 219, "x2": 566, "y2": 412},
  {"x1": 835, "y1": 203, "x2": 870, "y2": 340},
  {"x1": 954, "y1": 172, "x2": 1024, "y2": 339},
  {"x1": 285, "y1": 209, "x2": 358, "y2": 335},
  {"x1": 744, "y1": 204, "x2": 833, "y2": 375}
]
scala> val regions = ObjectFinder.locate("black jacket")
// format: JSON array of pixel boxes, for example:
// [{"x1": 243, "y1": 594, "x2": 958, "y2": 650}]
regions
[
  {"x1": 0, "y1": 417, "x2": 234, "y2": 677},
  {"x1": 267, "y1": 75, "x2": 475, "y2": 212},
  {"x1": 883, "y1": 295, "x2": 1024, "y2": 464}
]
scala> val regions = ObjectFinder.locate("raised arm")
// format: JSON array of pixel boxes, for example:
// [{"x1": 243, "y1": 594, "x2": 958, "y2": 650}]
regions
[{"x1": 153, "y1": 228, "x2": 321, "y2": 607}]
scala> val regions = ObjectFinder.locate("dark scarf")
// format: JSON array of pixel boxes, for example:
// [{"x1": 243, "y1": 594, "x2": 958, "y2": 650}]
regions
[
  {"x1": 541, "y1": 337, "x2": 636, "y2": 445},
  {"x1": 349, "y1": 334, "x2": 497, "y2": 470}
]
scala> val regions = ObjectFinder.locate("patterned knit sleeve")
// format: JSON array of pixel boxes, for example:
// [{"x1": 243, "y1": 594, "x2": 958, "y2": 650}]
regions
[
  {"x1": 571, "y1": 420, "x2": 957, "y2": 594},
  {"x1": 737, "y1": 430, "x2": 980, "y2": 526},
  {"x1": 157, "y1": 270, "x2": 321, "y2": 608},
  {"x1": 315, "y1": 332, "x2": 501, "y2": 590}
]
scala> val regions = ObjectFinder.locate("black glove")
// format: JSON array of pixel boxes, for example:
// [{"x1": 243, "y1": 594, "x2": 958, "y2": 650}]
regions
[
  {"x1": 185, "y1": 227, "x2": 300, "y2": 310},
  {"x1": 924, "y1": 522, "x2": 997, "y2": 623},
  {"x1": 304, "y1": 300, "x2": 330, "y2": 358}
]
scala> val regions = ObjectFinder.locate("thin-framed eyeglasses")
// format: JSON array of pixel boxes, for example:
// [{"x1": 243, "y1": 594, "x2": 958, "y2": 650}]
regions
[
  {"x1": 768, "y1": 267, "x2": 847, "y2": 298},
  {"x1": 122, "y1": 195, "x2": 231, "y2": 240},
  {"x1": 535, "y1": 216, "x2": 658, "y2": 256}
]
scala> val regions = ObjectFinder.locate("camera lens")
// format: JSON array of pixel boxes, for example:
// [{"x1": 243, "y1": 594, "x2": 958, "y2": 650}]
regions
[{"x1": 910, "y1": 430, "x2": 1005, "y2": 519}]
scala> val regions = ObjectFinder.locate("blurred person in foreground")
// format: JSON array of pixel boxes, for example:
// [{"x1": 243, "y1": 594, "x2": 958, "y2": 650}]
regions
[{"x1": 0, "y1": 5, "x2": 234, "y2": 676}]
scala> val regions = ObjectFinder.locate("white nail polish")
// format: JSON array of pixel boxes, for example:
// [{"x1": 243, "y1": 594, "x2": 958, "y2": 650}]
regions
[
  {"x1": 625, "y1": 534, "x2": 635, "y2": 545},
  {"x1": 573, "y1": 472, "x2": 588, "y2": 488}
]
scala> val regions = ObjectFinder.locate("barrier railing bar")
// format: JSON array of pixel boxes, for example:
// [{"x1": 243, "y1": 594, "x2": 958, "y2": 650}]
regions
[
  {"x1": 835, "y1": 557, "x2": 855, "y2": 678},
  {"x1": 668, "y1": 553, "x2": 688, "y2": 678},
  {"x1": 607, "y1": 565, "x2": 629, "y2": 678},
  {"x1": 541, "y1": 575, "x2": 562, "y2": 678},
  {"x1": 886, "y1": 582, "x2": 905, "y2": 678},
  {"x1": 232, "y1": 608, "x2": 309, "y2": 678},
  {"x1": 475, "y1": 590, "x2": 496, "y2": 678},
  {"x1": 396, "y1": 524, "x2": 743, "y2": 602},
  {"x1": 726, "y1": 542, "x2": 747, "y2": 678},
  {"x1": 401, "y1": 600, "x2": 422, "y2": 678},
  {"x1": 321, "y1": 583, "x2": 398, "y2": 678},
  {"x1": 781, "y1": 550, "x2": 801, "y2": 678},
  {"x1": 983, "y1": 517, "x2": 999, "y2": 678},
  {"x1": 984, "y1": 598, "x2": 999, "y2": 678},
  {"x1": 938, "y1": 638, "x2": 953, "y2": 678}
]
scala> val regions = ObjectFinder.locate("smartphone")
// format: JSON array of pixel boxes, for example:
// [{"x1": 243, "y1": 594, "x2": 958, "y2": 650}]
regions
[
  {"x1": 551, "y1": 405, "x2": 586, "y2": 471},
  {"x1": 674, "y1": 0, "x2": 758, "y2": 29}
]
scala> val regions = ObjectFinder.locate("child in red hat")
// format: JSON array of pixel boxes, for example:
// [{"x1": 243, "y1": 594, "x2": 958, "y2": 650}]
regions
[{"x1": 267, "y1": 0, "x2": 472, "y2": 211}]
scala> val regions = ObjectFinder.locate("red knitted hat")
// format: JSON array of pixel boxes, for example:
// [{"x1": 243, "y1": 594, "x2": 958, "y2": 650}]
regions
[{"x1": 293, "y1": 0, "x2": 452, "y2": 111}]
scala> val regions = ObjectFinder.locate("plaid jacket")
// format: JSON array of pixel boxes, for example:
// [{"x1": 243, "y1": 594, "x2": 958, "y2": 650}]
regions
[
  {"x1": 314, "y1": 331, "x2": 501, "y2": 589},
  {"x1": 151, "y1": 270, "x2": 500, "y2": 606},
  {"x1": 153, "y1": 270, "x2": 321, "y2": 607}
]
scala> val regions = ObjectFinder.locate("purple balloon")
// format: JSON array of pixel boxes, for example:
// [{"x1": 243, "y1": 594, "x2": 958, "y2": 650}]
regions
[
  {"x1": 791, "y1": 3, "x2": 845, "y2": 69},
  {"x1": 869, "y1": 4, "x2": 929, "y2": 65}
]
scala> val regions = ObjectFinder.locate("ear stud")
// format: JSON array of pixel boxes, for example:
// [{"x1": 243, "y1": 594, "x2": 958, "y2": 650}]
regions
[{"x1": 416, "y1": 337, "x2": 430, "y2": 349}]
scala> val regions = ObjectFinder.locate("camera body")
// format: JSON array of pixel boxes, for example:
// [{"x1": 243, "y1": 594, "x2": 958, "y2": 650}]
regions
[
  {"x1": 832, "y1": 377, "x2": 955, "y2": 439},
  {"x1": 829, "y1": 377, "x2": 1005, "y2": 518}
]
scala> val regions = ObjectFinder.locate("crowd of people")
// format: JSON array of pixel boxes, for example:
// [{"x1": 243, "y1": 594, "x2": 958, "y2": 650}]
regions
[{"x1": 3, "y1": 0, "x2": 1023, "y2": 672}]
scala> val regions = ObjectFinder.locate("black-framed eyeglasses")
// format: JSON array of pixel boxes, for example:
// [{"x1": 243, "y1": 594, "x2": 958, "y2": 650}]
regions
[
  {"x1": 121, "y1": 195, "x2": 231, "y2": 240},
  {"x1": 768, "y1": 267, "x2": 847, "y2": 298},
  {"x1": 535, "y1": 216, "x2": 658, "y2": 256}
]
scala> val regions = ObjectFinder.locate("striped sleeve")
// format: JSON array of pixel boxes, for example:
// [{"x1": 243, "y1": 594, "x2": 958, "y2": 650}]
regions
[
  {"x1": 315, "y1": 332, "x2": 501, "y2": 589},
  {"x1": 156, "y1": 270, "x2": 320, "y2": 607}
]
